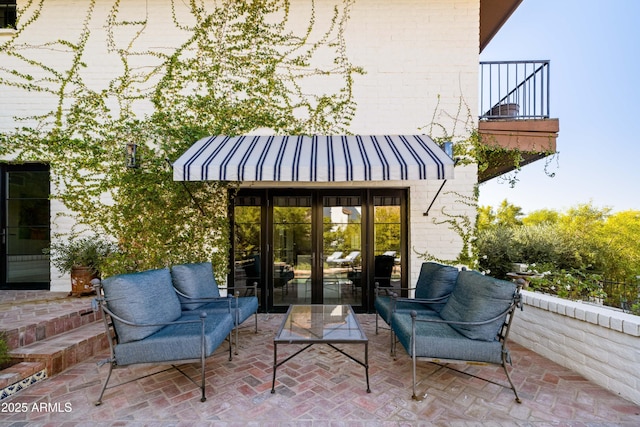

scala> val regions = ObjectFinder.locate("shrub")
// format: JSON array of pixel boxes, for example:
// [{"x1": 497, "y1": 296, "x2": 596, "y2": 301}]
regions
[
  {"x1": 47, "y1": 236, "x2": 117, "y2": 276},
  {"x1": 475, "y1": 225, "x2": 517, "y2": 279},
  {"x1": 512, "y1": 224, "x2": 583, "y2": 270},
  {"x1": 527, "y1": 266, "x2": 605, "y2": 302}
]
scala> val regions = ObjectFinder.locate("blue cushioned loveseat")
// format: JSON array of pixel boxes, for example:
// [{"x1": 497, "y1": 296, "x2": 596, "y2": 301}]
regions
[
  {"x1": 93, "y1": 267, "x2": 235, "y2": 405},
  {"x1": 171, "y1": 262, "x2": 258, "y2": 354},
  {"x1": 374, "y1": 262, "x2": 459, "y2": 338},
  {"x1": 390, "y1": 270, "x2": 523, "y2": 402}
]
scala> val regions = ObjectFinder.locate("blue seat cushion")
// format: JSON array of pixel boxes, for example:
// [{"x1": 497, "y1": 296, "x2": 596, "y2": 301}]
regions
[
  {"x1": 414, "y1": 262, "x2": 459, "y2": 312},
  {"x1": 115, "y1": 312, "x2": 234, "y2": 365},
  {"x1": 102, "y1": 268, "x2": 182, "y2": 343},
  {"x1": 171, "y1": 262, "x2": 221, "y2": 310},
  {"x1": 375, "y1": 296, "x2": 439, "y2": 326},
  {"x1": 391, "y1": 311, "x2": 504, "y2": 364},
  {"x1": 439, "y1": 270, "x2": 517, "y2": 341},
  {"x1": 374, "y1": 296, "x2": 393, "y2": 325},
  {"x1": 375, "y1": 262, "x2": 458, "y2": 325},
  {"x1": 200, "y1": 296, "x2": 258, "y2": 326}
]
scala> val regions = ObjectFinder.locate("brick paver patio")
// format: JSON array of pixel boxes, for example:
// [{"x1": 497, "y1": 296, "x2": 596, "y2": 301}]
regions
[{"x1": 2, "y1": 299, "x2": 640, "y2": 425}]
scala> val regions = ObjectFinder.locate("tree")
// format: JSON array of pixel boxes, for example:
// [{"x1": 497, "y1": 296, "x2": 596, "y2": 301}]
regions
[
  {"x1": 495, "y1": 200, "x2": 524, "y2": 228},
  {"x1": 374, "y1": 206, "x2": 401, "y2": 253},
  {"x1": 476, "y1": 199, "x2": 523, "y2": 232},
  {"x1": 555, "y1": 203, "x2": 611, "y2": 272},
  {"x1": 476, "y1": 200, "x2": 640, "y2": 307},
  {"x1": 475, "y1": 205, "x2": 496, "y2": 232},
  {"x1": 598, "y1": 210, "x2": 640, "y2": 280},
  {"x1": 522, "y1": 209, "x2": 559, "y2": 226}
]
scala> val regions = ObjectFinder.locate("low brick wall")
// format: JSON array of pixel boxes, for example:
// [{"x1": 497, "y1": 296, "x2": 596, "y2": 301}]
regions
[{"x1": 511, "y1": 290, "x2": 640, "y2": 406}]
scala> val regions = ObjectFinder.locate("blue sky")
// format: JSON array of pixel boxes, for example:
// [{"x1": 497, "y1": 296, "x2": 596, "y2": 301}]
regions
[{"x1": 477, "y1": 0, "x2": 640, "y2": 214}]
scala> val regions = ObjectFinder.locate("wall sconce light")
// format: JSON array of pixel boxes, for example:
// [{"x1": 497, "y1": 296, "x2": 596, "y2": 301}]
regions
[{"x1": 125, "y1": 142, "x2": 139, "y2": 168}]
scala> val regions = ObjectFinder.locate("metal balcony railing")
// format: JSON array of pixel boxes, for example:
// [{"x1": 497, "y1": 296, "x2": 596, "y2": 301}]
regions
[{"x1": 479, "y1": 60, "x2": 550, "y2": 120}]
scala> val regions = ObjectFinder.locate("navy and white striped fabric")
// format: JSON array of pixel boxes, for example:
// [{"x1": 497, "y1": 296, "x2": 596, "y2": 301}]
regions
[{"x1": 173, "y1": 135, "x2": 454, "y2": 182}]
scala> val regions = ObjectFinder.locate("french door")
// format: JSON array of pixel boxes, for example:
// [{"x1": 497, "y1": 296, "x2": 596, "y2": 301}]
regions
[
  {"x1": 232, "y1": 188, "x2": 405, "y2": 313},
  {"x1": 0, "y1": 163, "x2": 51, "y2": 290}
]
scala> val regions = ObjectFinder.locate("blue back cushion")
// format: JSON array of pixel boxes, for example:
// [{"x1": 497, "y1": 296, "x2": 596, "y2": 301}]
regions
[
  {"x1": 102, "y1": 268, "x2": 182, "y2": 343},
  {"x1": 414, "y1": 262, "x2": 459, "y2": 312},
  {"x1": 439, "y1": 270, "x2": 517, "y2": 341},
  {"x1": 171, "y1": 262, "x2": 221, "y2": 310}
]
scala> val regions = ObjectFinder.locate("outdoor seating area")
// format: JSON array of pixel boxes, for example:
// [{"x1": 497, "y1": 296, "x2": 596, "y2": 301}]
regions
[
  {"x1": 2, "y1": 290, "x2": 640, "y2": 424},
  {"x1": 374, "y1": 262, "x2": 524, "y2": 402},
  {"x1": 93, "y1": 266, "x2": 236, "y2": 405},
  {"x1": 391, "y1": 269, "x2": 523, "y2": 403}
]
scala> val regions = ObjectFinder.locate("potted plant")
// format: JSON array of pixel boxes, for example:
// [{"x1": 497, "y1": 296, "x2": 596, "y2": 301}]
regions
[{"x1": 48, "y1": 236, "x2": 116, "y2": 297}]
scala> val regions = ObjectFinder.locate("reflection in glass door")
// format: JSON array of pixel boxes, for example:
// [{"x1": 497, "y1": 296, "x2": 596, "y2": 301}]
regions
[
  {"x1": 231, "y1": 189, "x2": 405, "y2": 312},
  {"x1": 374, "y1": 196, "x2": 402, "y2": 294},
  {"x1": 1, "y1": 164, "x2": 51, "y2": 290},
  {"x1": 323, "y1": 196, "x2": 362, "y2": 307},
  {"x1": 272, "y1": 196, "x2": 312, "y2": 308},
  {"x1": 233, "y1": 195, "x2": 262, "y2": 307}
]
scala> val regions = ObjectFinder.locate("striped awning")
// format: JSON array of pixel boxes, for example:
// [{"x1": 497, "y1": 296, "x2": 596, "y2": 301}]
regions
[{"x1": 172, "y1": 135, "x2": 454, "y2": 182}]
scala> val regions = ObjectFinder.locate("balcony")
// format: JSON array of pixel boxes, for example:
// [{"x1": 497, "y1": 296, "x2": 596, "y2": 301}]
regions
[{"x1": 478, "y1": 60, "x2": 559, "y2": 183}]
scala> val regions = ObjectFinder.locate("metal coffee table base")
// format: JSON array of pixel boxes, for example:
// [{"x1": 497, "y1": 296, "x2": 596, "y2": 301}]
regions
[
  {"x1": 270, "y1": 341, "x2": 370, "y2": 394},
  {"x1": 270, "y1": 304, "x2": 371, "y2": 394}
]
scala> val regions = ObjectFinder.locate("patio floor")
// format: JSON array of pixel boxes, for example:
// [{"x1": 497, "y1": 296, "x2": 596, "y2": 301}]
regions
[{"x1": 1, "y1": 291, "x2": 640, "y2": 425}]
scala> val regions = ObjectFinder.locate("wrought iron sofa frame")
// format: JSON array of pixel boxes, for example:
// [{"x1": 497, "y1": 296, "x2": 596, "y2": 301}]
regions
[
  {"x1": 93, "y1": 278, "x2": 234, "y2": 405},
  {"x1": 173, "y1": 286, "x2": 258, "y2": 355},
  {"x1": 390, "y1": 274, "x2": 524, "y2": 403}
]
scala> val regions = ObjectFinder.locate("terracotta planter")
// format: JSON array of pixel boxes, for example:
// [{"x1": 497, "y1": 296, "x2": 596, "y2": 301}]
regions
[
  {"x1": 488, "y1": 103, "x2": 519, "y2": 117},
  {"x1": 69, "y1": 266, "x2": 99, "y2": 297}
]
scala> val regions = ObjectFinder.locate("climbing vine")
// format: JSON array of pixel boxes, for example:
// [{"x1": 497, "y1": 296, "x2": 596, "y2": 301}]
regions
[
  {"x1": 416, "y1": 96, "x2": 557, "y2": 266},
  {"x1": 0, "y1": 0, "x2": 362, "y2": 279}
]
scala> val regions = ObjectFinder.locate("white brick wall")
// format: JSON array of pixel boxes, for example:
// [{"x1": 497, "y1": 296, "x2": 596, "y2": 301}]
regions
[
  {"x1": 511, "y1": 291, "x2": 640, "y2": 406},
  {"x1": 3, "y1": 0, "x2": 480, "y2": 292}
]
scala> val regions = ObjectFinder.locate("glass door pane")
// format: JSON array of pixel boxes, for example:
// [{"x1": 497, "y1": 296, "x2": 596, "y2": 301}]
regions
[
  {"x1": 2, "y1": 167, "x2": 50, "y2": 288},
  {"x1": 323, "y1": 195, "x2": 362, "y2": 307},
  {"x1": 374, "y1": 196, "x2": 401, "y2": 293},
  {"x1": 233, "y1": 195, "x2": 262, "y2": 307},
  {"x1": 273, "y1": 196, "x2": 311, "y2": 307}
]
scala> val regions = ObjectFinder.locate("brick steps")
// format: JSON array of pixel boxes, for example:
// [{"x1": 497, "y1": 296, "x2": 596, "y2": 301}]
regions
[
  {"x1": 0, "y1": 295, "x2": 109, "y2": 400},
  {"x1": 1, "y1": 297, "x2": 101, "y2": 351},
  {"x1": 0, "y1": 362, "x2": 45, "y2": 389},
  {"x1": 0, "y1": 361, "x2": 48, "y2": 400},
  {"x1": 8, "y1": 322, "x2": 108, "y2": 377}
]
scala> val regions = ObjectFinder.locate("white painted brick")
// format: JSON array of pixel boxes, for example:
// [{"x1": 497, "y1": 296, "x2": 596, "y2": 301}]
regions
[
  {"x1": 585, "y1": 309, "x2": 599, "y2": 324},
  {"x1": 581, "y1": 340, "x2": 612, "y2": 365},
  {"x1": 622, "y1": 320, "x2": 640, "y2": 337},
  {"x1": 610, "y1": 316, "x2": 624, "y2": 332},
  {"x1": 574, "y1": 307, "x2": 586, "y2": 321},
  {"x1": 512, "y1": 292, "x2": 640, "y2": 406},
  {"x1": 4, "y1": 0, "x2": 480, "y2": 292}
]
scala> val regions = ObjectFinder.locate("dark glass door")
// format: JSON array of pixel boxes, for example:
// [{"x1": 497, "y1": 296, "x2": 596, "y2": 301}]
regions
[
  {"x1": 1, "y1": 164, "x2": 51, "y2": 290},
  {"x1": 322, "y1": 195, "x2": 362, "y2": 305},
  {"x1": 272, "y1": 195, "x2": 313, "y2": 308},
  {"x1": 231, "y1": 188, "x2": 406, "y2": 313}
]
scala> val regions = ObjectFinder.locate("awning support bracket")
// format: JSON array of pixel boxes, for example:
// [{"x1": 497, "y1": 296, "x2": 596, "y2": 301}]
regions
[
  {"x1": 165, "y1": 158, "x2": 206, "y2": 216},
  {"x1": 423, "y1": 179, "x2": 447, "y2": 217},
  {"x1": 423, "y1": 158, "x2": 458, "y2": 217}
]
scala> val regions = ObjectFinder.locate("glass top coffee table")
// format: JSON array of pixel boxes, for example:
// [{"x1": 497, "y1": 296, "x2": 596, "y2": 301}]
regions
[{"x1": 271, "y1": 304, "x2": 370, "y2": 393}]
